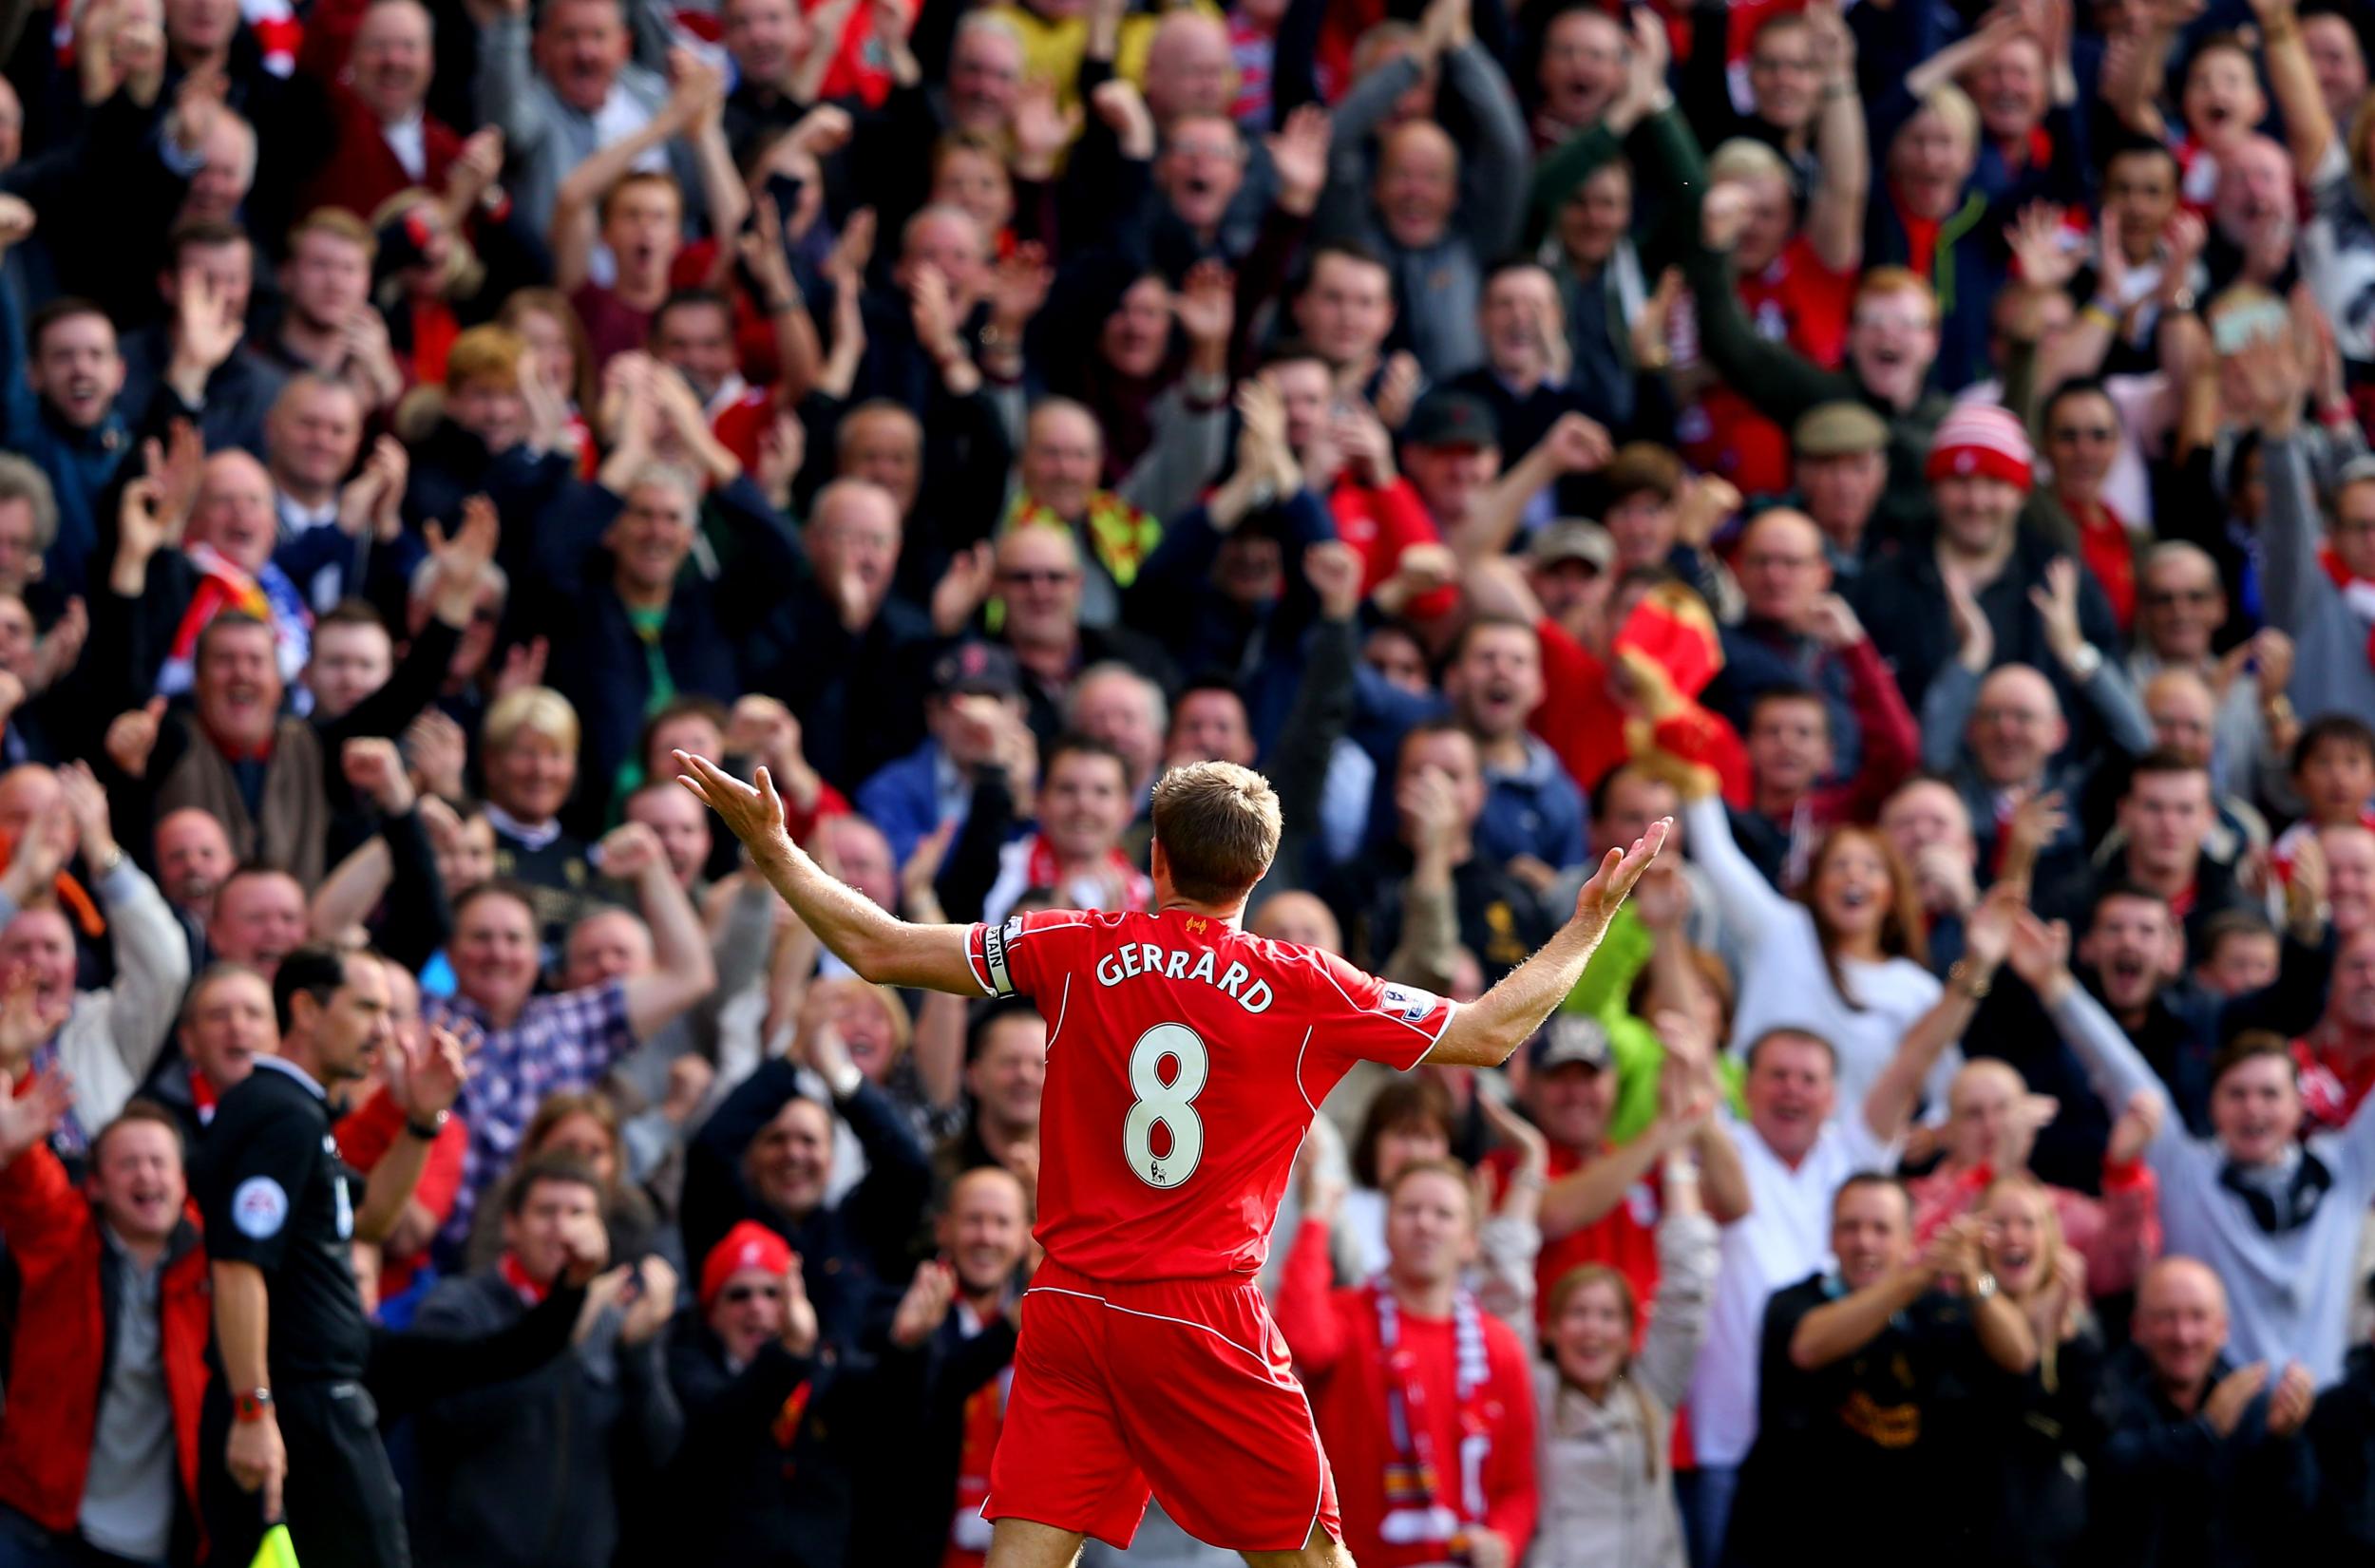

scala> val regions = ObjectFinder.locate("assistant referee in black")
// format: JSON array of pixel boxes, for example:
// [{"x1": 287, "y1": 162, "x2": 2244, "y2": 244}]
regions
[{"x1": 197, "y1": 944, "x2": 464, "y2": 1568}]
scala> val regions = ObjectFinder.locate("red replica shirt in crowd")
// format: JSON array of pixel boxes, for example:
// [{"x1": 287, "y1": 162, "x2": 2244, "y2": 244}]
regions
[
  {"x1": 966, "y1": 908, "x2": 1456, "y2": 1279},
  {"x1": 1273, "y1": 1220, "x2": 1540, "y2": 1567}
]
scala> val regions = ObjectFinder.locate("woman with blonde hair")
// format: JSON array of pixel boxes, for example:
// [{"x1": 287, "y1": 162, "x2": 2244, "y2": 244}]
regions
[
  {"x1": 1530, "y1": 1135, "x2": 1717, "y2": 1568},
  {"x1": 1960, "y1": 1173, "x2": 2104, "y2": 1567}
]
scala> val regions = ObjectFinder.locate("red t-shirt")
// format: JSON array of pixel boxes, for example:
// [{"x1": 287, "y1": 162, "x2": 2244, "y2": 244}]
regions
[
  {"x1": 966, "y1": 908, "x2": 1455, "y2": 1279},
  {"x1": 1484, "y1": 1141, "x2": 1661, "y2": 1330},
  {"x1": 1688, "y1": 236, "x2": 1854, "y2": 495}
]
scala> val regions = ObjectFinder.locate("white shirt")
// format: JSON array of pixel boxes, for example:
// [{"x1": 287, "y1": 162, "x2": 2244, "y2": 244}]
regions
[
  {"x1": 1687, "y1": 1109, "x2": 1896, "y2": 1466},
  {"x1": 383, "y1": 111, "x2": 428, "y2": 181}
]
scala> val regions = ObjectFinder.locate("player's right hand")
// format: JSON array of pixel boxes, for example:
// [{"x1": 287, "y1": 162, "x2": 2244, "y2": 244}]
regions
[{"x1": 674, "y1": 750, "x2": 788, "y2": 852}]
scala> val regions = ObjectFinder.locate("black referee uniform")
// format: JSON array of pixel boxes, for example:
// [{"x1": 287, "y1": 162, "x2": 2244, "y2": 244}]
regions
[{"x1": 195, "y1": 1056, "x2": 410, "y2": 1568}]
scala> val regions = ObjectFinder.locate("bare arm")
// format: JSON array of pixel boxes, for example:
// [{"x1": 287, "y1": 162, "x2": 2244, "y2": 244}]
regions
[
  {"x1": 1426, "y1": 823, "x2": 1670, "y2": 1067},
  {"x1": 2256, "y1": 0, "x2": 2332, "y2": 172},
  {"x1": 1861, "y1": 891, "x2": 2011, "y2": 1143},
  {"x1": 1802, "y1": 4, "x2": 1867, "y2": 274},
  {"x1": 213, "y1": 1259, "x2": 286, "y2": 1520},
  {"x1": 1791, "y1": 1256, "x2": 1933, "y2": 1370},
  {"x1": 549, "y1": 86, "x2": 698, "y2": 294},
  {"x1": 615, "y1": 828, "x2": 722, "y2": 1039},
  {"x1": 676, "y1": 753, "x2": 982, "y2": 994}
]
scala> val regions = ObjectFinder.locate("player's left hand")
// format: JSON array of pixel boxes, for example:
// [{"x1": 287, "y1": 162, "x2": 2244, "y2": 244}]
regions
[
  {"x1": 1572, "y1": 818, "x2": 1671, "y2": 935},
  {"x1": 674, "y1": 750, "x2": 789, "y2": 853}
]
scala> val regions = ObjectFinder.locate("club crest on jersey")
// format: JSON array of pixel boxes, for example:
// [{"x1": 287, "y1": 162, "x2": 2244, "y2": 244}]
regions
[
  {"x1": 1379, "y1": 983, "x2": 1438, "y2": 1023},
  {"x1": 1186, "y1": 916, "x2": 1208, "y2": 935},
  {"x1": 1094, "y1": 941, "x2": 1273, "y2": 1012}
]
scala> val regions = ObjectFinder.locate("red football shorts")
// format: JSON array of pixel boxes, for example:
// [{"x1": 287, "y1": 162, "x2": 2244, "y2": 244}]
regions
[{"x1": 982, "y1": 1260, "x2": 1343, "y2": 1552}]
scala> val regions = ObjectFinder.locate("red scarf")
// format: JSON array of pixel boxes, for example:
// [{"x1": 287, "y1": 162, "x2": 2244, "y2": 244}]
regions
[
  {"x1": 2070, "y1": 498, "x2": 2136, "y2": 633},
  {"x1": 499, "y1": 1251, "x2": 551, "y2": 1306},
  {"x1": 942, "y1": 1340, "x2": 1011, "y2": 1568},
  {"x1": 1374, "y1": 1282, "x2": 1493, "y2": 1557}
]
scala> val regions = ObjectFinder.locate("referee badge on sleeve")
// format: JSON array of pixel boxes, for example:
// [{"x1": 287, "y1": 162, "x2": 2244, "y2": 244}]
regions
[{"x1": 232, "y1": 1177, "x2": 290, "y2": 1239}]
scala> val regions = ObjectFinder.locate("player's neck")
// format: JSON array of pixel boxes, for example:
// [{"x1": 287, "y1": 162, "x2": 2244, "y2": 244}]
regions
[
  {"x1": 1153, "y1": 895, "x2": 1245, "y2": 929},
  {"x1": 1388, "y1": 1272, "x2": 1457, "y2": 1318}
]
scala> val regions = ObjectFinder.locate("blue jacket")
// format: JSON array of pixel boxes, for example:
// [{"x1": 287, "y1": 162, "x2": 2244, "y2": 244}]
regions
[
  {"x1": 0, "y1": 274, "x2": 128, "y2": 597},
  {"x1": 856, "y1": 739, "x2": 962, "y2": 870}
]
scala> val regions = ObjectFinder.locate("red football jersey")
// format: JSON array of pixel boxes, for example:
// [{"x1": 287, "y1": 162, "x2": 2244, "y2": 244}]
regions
[{"x1": 966, "y1": 908, "x2": 1457, "y2": 1280}]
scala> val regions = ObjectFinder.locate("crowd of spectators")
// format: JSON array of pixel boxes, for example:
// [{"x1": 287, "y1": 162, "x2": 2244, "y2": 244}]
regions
[{"x1": 0, "y1": 0, "x2": 2367, "y2": 1559}]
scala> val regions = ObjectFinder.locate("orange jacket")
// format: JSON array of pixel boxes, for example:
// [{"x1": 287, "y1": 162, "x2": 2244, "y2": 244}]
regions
[{"x1": 0, "y1": 1143, "x2": 210, "y2": 1542}]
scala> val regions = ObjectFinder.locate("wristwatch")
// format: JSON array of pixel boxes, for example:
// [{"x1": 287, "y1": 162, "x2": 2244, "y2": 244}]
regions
[
  {"x1": 234, "y1": 1389, "x2": 275, "y2": 1423},
  {"x1": 405, "y1": 1108, "x2": 451, "y2": 1141},
  {"x1": 1971, "y1": 1272, "x2": 1999, "y2": 1301},
  {"x1": 2063, "y1": 643, "x2": 2103, "y2": 682}
]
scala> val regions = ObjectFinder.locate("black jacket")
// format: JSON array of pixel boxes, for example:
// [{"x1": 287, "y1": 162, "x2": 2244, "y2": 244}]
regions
[
  {"x1": 680, "y1": 1064, "x2": 934, "y2": 1351},
  {"x1": 408, "y1": 1269, "x2": 683, "y2": 1568},
  {"x1": 2091, "y1": 1344, "x2": 2318, "y2": 1568}
]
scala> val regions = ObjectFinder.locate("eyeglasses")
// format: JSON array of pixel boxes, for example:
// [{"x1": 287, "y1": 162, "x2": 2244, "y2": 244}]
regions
[
  {"x1": 722, "y1": 1282, "x2": 784, "y2": 1305},
  {"x1": 2142, "y1": 587, "x2": 2217, "y2": 609},
  {"x1": 999, "y1": 568, "x2": 1077, "y2": 586}
]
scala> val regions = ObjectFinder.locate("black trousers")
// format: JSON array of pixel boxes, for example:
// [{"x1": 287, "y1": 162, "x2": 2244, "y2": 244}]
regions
[{"x1": 203, "y1": 1381, "x2": 409, "y2": 1568}]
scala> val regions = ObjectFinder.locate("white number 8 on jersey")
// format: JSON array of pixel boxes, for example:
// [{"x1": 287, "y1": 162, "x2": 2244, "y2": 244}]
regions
[{"x1": 1124, "y1": 1023, "x2": 1208, "y2": 1189}]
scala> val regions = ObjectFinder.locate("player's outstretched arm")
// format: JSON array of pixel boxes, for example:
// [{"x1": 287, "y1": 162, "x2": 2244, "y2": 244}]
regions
[
  {"x1": 1426, "y1": 820, "x2": 1670, "y2": 1068},
  {"x1": 674, "y1": 751, "x2": 985, "y2": 996}
]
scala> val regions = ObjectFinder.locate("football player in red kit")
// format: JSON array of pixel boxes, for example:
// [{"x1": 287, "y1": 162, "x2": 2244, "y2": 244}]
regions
[{"x1": 675, "y1": 749, "x2": 1666, "y2": 1567}]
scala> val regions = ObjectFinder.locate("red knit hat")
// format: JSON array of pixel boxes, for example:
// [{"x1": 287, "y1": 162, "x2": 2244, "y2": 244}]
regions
[
  {"x1": 1925, "y1": 405, "x2": 2034, "y2": 492},
  {"x1": 700, "y1": 1221, "x2": 794, "y2": 1309}
]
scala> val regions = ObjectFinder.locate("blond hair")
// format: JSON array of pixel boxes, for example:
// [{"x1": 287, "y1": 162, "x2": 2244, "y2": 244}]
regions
[
  {"x1": 444, "y1": 323, "x2": 527, "y2": 393},
  {"x1": 484, "y1": 686, "x2": 580, "y2": 755},
  {"x1": 1707, "y1": 137, "x2": 1795, "y2": 193},
  {"x1": 1855, "y1": 265, "x2": 1940, "y2": 326},
  {"x1": 1150, "y1": 761, "x2": 1281, "y2": 904},
  {"x1": 1912, "y1": 83, "x2": 1980, "y2": 156}
]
